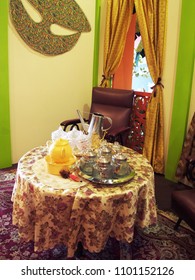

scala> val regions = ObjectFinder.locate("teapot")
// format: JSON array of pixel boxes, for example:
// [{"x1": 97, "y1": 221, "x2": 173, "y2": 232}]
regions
[
  {"x1": 88, "y1": 112, "x2": 112, "y2": 138},
  {"x1": 77, "y1": 110, "x2": 112, "y2": 139},
  {"x1": 48, "y1": 138, "x2": 74, "y2": 163}
]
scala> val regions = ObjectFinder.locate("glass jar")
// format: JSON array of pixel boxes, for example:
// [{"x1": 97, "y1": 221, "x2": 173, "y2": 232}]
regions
[
  {"x1": 92, "y1": 156, "x2": 113, "y2": 179},
  {"x1": 112, "y1": 141, "x2": 121, "y2": 154},
  {"x1": 79, "y1": 149, "x2": 97, "y2": 175},
  {"x1": 112, "y1": 153, "x2": 130, "y2": 177},
  {"x1": 98, "y1": 145, "x2": 112, "y2": 161}
]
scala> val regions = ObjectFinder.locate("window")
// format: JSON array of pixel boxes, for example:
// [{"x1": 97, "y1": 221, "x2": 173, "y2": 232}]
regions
[
  {"x1": 113, "y1": 14, "x2": 152, "y2": 93},
  {"x1": 132, "y1": 20, "x2": 152, "y2": 92}
]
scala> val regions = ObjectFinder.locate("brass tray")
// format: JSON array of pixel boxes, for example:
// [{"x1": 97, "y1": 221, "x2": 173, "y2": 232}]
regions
[{"x1": 78, "y1": 169, "x2": 135, "y2": 185}]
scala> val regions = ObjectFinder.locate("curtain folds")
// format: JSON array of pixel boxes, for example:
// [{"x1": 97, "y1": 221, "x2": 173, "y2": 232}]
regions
[
  {"x1": 101, "y1": 0, "x2": 134, "y2": 87},
  {"x1": 134, "y1": 0, "x2": 167, "y2": 173},
  {"x1": 101, "y1": 0, "x2": 167, "y2": 173}
]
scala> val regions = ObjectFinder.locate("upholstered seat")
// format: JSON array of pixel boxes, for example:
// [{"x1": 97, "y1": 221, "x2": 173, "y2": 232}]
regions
[
  {"x1": 60, "y1": 87, "x2": 134, "y2": 146},
  {"x1": 171, "y1": 189, "x2": 195, "y2": 231}
]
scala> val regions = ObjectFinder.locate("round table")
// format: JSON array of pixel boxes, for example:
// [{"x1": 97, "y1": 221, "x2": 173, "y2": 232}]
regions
[{"x1": 12, "y1": 145, "x2": 157, "y2": 258}]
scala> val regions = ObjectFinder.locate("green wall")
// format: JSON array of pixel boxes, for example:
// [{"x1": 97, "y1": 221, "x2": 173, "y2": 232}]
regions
[
  {"x1": 165, "y1": 0, "x2": 195, "y2": 181},
  {"x1": 0, "y1": 0, "x2": 12, "y2": 168}
]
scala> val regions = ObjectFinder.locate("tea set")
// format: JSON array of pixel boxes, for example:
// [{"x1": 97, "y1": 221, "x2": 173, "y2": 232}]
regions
[{"x1": 45, "y1": 111, "x2": 134, "y2": 184}]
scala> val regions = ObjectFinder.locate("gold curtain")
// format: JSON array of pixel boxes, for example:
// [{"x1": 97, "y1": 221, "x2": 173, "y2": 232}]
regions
[
  {"x1": 134, "y1": 0, "x2": 167, "y2": 174},
  {"x1": 101, "y1": 0, "x2": 134, "y2": 87}
]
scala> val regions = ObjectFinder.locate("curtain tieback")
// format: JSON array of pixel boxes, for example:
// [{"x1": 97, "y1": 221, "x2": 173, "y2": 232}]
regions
[
  {"x1": 100, "y1": 74, "x2": 113, "y2": 86},
  {"x1": 100, "y1": 75, "x2": 106, "y2": 86},
  {"x1": 151, "y1": 77, "x2": 164, "y2": 97}
]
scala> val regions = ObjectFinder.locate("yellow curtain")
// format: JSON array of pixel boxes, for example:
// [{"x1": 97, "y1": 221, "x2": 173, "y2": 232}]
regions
[
  {"x1": 134, "y1": 0, "x2": 167, "y2": 174},
  {"x1": 101, "y1": 0, "x2": 134, "y2": 87}
]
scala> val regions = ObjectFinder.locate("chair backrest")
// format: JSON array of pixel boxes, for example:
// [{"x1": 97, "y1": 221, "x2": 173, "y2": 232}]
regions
[{"x1": 90, "y1": 87, "x2": 134, "y2": 133}]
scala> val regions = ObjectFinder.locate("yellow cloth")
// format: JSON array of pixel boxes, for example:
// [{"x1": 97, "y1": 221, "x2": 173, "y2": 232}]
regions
[
  {"x1": 135, "y1": 0, "x2": 168, "y2": 173},
  {"x1": 101, "y1": 0, "x2": 134, "y2": 87}
]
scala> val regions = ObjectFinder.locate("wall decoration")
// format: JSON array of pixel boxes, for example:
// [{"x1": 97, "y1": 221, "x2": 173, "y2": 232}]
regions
[{"x1": 9, "y1": 0, "x2": 91, "y2": 56}]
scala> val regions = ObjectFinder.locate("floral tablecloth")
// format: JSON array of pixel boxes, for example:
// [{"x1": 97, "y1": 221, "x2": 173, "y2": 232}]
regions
[{"x1": 12, "y1": 145, "x2": 157, "y2": 258}]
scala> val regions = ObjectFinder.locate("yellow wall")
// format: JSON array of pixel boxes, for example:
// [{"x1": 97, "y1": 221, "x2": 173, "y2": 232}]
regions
[
  {"x1": 9, "y1": 0, "x2": 95, "y2": 163},
  {"x1": 163, "y1": 0, "x2": 182, "y2": 163}
]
